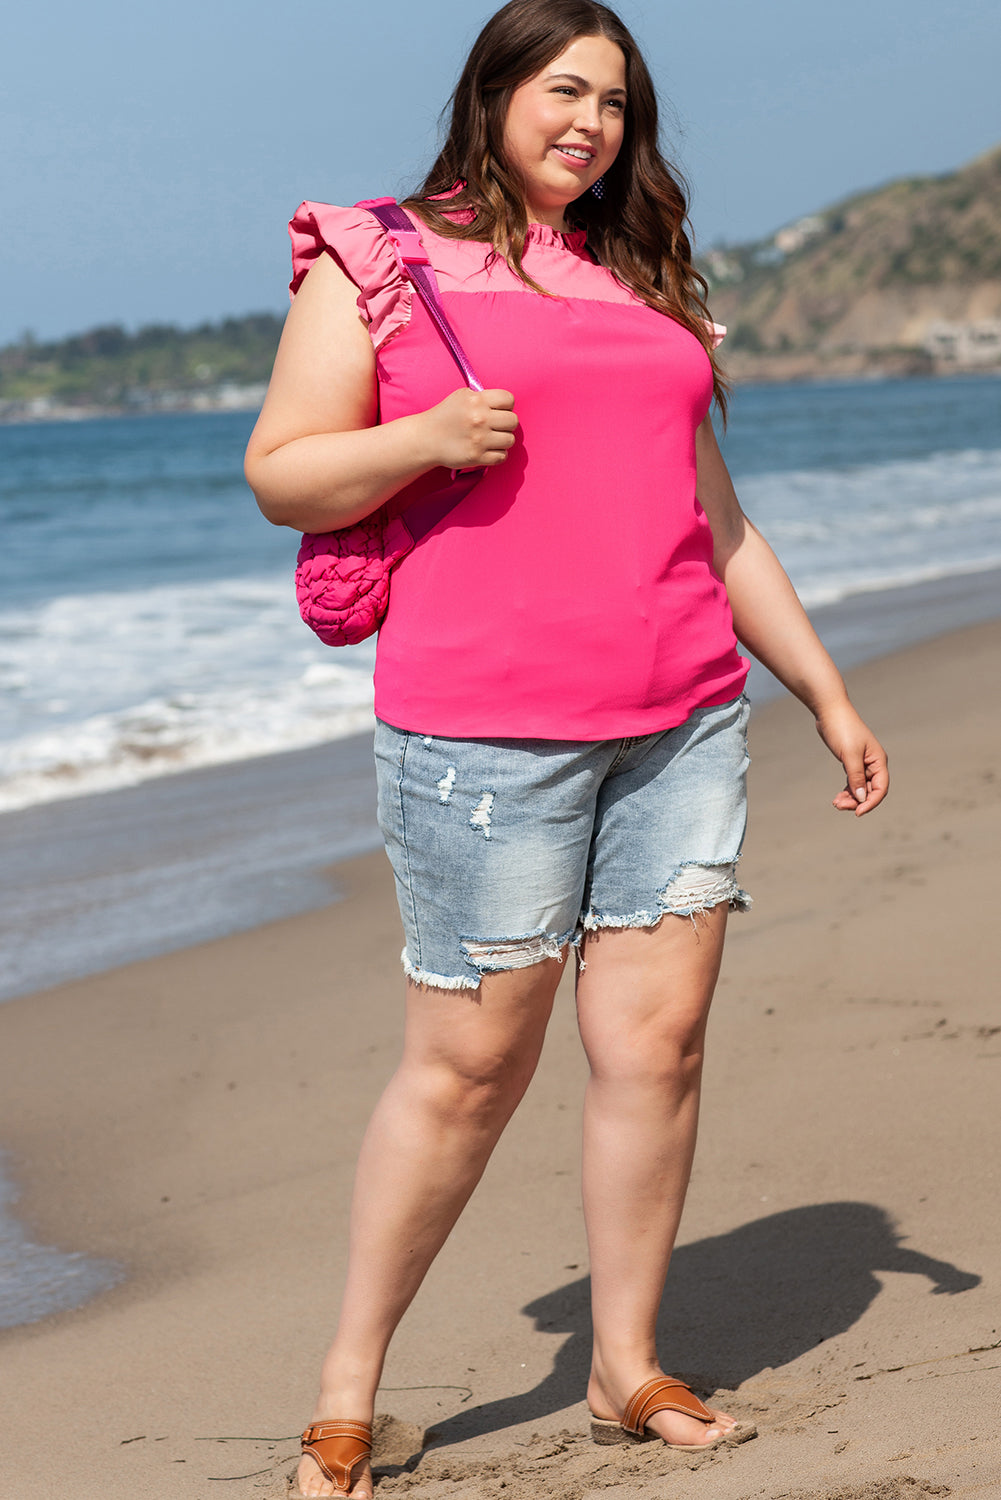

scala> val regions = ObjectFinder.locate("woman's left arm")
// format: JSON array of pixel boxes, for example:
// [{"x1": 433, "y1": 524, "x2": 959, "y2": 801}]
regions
[{"x1": 696, "y1": 415, "x2": 888, "y2": 816}]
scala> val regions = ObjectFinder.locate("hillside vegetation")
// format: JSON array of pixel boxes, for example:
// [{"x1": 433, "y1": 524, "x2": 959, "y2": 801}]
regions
[
  {"x1": 3, "y1": 145, "x2": 999, "y2": 418},
  {"x1": 705, "y1": 144, "x2": 1001, "y2": 381},
  {"x1": 0, "y1": 314, "x2": 283, "y2": 420}
]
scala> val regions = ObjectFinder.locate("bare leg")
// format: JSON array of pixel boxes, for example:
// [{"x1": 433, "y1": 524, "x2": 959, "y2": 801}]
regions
[
  {"x1": 296, "y1": 958, "x2": 564, "y2": 1498},
  {"x1": 577, "y1": 909, "x2": 739, "y2": 1447}
]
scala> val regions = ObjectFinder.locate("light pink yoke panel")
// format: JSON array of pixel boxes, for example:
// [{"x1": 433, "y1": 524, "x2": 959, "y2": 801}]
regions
[{"x1": 289, "y1": 206, "x2": 747, "y2": 739}]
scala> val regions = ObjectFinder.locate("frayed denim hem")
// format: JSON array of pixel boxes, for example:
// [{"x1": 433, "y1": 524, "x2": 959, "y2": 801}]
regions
[
  {"x1": 401, "y1": 948, "x2": 480, "y2": 992},
  {"x1": 401, "y1": 927, "x2": 579, "y2": 992},
  {"x1": 583, "y1": 861, "x2": 752, "y2": 931}
]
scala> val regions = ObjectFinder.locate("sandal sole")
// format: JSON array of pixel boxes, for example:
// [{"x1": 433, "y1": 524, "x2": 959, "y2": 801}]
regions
[{"x1": 590, "y1": 1416, "x2": 757, "y2": 1450}]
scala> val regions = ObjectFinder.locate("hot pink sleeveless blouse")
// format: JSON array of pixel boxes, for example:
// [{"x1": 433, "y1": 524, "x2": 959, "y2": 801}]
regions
[{"x1": 289, "y1": 202, "x2": 748, "y2": 739}]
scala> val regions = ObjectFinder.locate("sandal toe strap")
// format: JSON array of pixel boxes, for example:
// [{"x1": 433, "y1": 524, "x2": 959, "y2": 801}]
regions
[
  {"x1": 622, "y1": 1377, "x2": 714, "y2": 1435},
  {"x1": 301, "y1": 1421, "x2": 373, "y2": 1488}
]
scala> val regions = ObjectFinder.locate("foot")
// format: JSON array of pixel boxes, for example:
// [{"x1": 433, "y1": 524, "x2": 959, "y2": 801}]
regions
[
  {"x1": 588, "y1": 1369, "x2": 739, "y2": 1449},
  {"x1": 295, "y1": 1410, "x2": 374, "y2": 1499},
  {"x1": 295, "y1": 1450, "x2": 373, "y2": 1499}
]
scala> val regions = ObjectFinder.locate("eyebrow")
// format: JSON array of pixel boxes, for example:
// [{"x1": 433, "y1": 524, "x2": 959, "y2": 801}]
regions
[{"x1": 544, "y1": 71, "x2": 627, "y2": 97}]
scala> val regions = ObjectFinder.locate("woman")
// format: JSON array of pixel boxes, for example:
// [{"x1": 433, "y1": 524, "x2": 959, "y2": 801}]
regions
[{"x1": 245, "y1": 3, "x2": 888, "y2": 1494}]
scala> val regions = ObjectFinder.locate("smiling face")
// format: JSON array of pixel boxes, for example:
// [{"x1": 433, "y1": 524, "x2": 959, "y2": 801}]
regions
[{"x1": 501, "y1": 34, "x2": 627, "y2": 230}]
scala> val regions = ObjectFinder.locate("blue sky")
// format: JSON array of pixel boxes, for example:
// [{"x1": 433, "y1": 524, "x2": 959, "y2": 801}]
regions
[{"x1": 2, "y1": 0, "x2": 998, "y2": 345}]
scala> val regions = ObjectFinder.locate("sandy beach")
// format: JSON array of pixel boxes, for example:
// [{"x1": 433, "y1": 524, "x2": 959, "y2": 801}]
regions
[{"x1": 1, "y1": 620, "x2": 998, "y2": 1500}]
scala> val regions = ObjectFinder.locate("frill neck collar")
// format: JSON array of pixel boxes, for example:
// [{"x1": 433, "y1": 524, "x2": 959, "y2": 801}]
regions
[
  {"x1": 427, "y1": 189, "x2": 588, "y2": 251},
  {"x1": 427, "y1": 201, "x2": 589, "y2": 252},
  {"x1": 428, "y1": 183, "x2": 588, "y2": 251},
  {"x1": 525, "y1": 220, "x2": 588, "y2": 251}
]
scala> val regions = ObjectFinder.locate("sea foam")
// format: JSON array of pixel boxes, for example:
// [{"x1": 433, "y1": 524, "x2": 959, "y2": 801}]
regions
[
  {"x1": 1, "y1": 419, "x2": 1000, "y2": 815},
  {"x1": 0, "y1": 577, "x2": 376, "y2": 811}
]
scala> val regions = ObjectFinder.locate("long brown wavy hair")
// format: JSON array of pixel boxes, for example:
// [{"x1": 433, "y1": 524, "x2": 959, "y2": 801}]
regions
[{"x1": 405, "y1": 0, "x2": 727, "y2": 414}]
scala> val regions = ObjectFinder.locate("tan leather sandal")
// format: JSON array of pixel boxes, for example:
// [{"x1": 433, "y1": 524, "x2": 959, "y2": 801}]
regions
[
  {"x1": 296, "y1": 1419, "x2": 373, "y2": 1495},
  {"x1": 590, "y1": 1375, "x2": 756, "y2": 1451}
]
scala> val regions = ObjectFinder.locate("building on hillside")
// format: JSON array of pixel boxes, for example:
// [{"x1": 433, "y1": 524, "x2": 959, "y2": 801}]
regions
[{"x1": 924, "y1": 320, "x2": 1001, "y2": 367}]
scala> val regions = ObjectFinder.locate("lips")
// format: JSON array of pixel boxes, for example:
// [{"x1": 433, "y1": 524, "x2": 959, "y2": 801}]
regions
[{"x1": 552, "y1": 144, "x2": 596, "y2": 169}]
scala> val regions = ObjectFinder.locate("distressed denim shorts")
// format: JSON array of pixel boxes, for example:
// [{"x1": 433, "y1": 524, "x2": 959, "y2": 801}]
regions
[{"x1": 374, "y1": 693, "x2": 751, "y2": 992}]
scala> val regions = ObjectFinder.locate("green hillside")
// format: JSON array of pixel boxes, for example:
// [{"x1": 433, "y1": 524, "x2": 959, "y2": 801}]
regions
[
  {"x1": 705, "y1": 144, "x2": 1001, "y2": 380},
  {"x1": 0, "y1": 313, "x2": 284, "y2": 418}
]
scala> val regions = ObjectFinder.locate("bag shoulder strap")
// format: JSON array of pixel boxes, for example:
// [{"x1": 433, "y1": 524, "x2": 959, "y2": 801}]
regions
[{"x1": 357, "y1": 198, "x2": 484, "y2": 392}]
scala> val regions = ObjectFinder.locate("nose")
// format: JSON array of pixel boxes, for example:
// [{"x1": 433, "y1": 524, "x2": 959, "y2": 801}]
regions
[{"x1": 573, "y1": 96, "x2": 602, "y2": 134}]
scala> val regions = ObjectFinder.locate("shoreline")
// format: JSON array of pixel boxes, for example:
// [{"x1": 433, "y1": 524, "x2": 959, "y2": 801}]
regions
[
  {"x1": 0, "y1": 387, "x2": 267, "y2": 426},
  {"x1": 0, "y1": 617, "x2": 997, "y2": 1497},
  {"x1": 2, "y1": 362, "x2": 999, "y2": 426},
  {"x1": 2, "y1": 564, "x2": 999, "y2": 1006}
]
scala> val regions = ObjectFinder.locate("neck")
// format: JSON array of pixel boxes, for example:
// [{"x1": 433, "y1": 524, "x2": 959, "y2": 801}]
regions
[{"x1": 523, "y1": 201, "x2": 570, "y2": 233}]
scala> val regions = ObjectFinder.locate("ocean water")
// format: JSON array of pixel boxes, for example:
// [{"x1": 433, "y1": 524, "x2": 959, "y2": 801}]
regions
[
  {"x1": 1, "y1": 375, "x2": 1000, "y2": 814},
  {"x1": 0, "y1": 1154, "x2": 123, "y2": 1330},
  {"x1": 1, "y1": 374, "x2": 999, "y2": 1332}
]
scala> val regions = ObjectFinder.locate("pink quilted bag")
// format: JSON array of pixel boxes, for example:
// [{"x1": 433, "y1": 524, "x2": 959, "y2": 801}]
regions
[
  {"x1": 295, "y1": 199, "x2": 484, "y2": 647},
  {"x1": 295, "y1": 513, "x2": 413, "y2": 649}
]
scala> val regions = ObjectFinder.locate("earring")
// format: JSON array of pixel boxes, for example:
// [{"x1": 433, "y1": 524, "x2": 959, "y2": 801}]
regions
[{"x1": 590, "y1": 175, "x2": 605, "y2": 200}]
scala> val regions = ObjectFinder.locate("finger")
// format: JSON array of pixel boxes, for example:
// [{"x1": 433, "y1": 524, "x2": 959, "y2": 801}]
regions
[
  {"x1": 481, "y1": 440, "x2": 515, "y2": 464},
  {"x1": 842, "y1": 747, "x2": 869, "y2": 808},
  {"x1": 489, "y1": 411, "x2": 519, "y2": 432},
  {"x1": 854, "y1": 751, "x2": 889, "y2": 816},
  {"x1": 483, "y1": 388, "x2": 516, "y2": 408},
  {"x1": 477, "y1": 434, "x2": 517, "y2": 465}
]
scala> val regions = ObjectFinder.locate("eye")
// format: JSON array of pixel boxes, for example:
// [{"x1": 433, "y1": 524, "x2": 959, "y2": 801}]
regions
[{"x1": 553, "y1": 85, "x2": 577, "y2": 97}]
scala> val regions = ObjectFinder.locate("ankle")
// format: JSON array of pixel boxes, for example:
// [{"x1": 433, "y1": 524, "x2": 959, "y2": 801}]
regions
[
  {"x1": 313, "y1": 1355, "x2": 382, "y2": 1423},
  {"x1": 311, "y1": 1389, "x2": 375, "y2": 1424},
  {"x1": 588, "y1": 1350, "x2": 662, "y2": 1412}
]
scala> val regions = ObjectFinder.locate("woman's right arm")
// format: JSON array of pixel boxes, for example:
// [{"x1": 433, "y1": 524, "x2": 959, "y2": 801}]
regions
[{"x1": 244, "y1": 252, "x2": 517, "y2": 532}]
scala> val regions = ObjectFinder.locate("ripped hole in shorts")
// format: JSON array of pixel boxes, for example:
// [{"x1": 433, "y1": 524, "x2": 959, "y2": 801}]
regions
[
  {"x1": 659, "y1": 861, "x2": 752, "y2": 918},
  {"x1": 460, "y1": 932, "x2": 569, "y2": 974},
  {"x1": 583, "y1": 861, "x2": 751, "y2": 932}
]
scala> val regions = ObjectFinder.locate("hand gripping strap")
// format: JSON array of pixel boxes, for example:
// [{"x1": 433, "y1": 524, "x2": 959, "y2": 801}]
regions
[
  {"x1": 356, "y1": 197, "x2": 484, "y2": 392},
  {"x1": 295, "y1": 199, "x2": 488, "y2": 645},
  {"x1": 355, "y1": 197, "x2": 486, "y2": 544}
]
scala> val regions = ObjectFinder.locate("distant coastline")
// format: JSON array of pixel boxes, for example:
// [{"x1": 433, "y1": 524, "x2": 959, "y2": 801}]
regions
[
  {"x1": 721, "y1": 352, "x2": 1001, "y2": 386},
  {"x1": 0, "y1": 312, "x2": 281, "y2": 427},
  {"x1": 3, "y1": 142, "x2": 999, "y2": 423},
  {"x1": 0, "y1": 382, "x2": 268, "y2": 426},
  {"x1": 3, "y1": 365, "x2": 999, "y2": 428},
  {"x1": 706, "y1": 143, "x2": 1001, "y2": 384}
]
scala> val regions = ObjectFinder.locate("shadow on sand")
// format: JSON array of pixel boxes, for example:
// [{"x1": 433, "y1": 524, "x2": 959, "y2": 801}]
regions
[{"x1": 415, "y1": 1201, "x2": 979, "y2": 1449}]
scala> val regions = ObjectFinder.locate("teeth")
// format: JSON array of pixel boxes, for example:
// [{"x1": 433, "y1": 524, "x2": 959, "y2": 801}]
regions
[{"x1": 559, "y1": 147, "x2": 591, "y2": 160}]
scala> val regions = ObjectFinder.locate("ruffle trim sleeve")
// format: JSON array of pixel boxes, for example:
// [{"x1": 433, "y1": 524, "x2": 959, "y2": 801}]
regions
[{"x1": 288, "y1": 201, "x2": 412, "y2": 353}]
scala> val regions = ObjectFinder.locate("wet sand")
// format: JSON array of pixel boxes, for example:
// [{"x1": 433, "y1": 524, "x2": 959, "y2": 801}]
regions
[{"x1": 0, "y1": 621, "x2": 998, "y2": 1499}]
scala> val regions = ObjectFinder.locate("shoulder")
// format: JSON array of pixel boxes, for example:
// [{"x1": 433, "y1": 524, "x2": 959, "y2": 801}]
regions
[
  {"x1": 288, "y1": 200, "x2": 413, "y2": 352},
  {"x1": 289, "y1": 201, "x2": 398, "y2": 295}
]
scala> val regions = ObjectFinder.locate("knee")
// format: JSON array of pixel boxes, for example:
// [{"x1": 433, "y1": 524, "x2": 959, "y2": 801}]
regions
[
  {"x1": 420, "y1": 1040, "x2": 540, "y2": 1125},
  {"x1": 591, "y1": 1016, "x2": 707, "y2": 1092}
]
